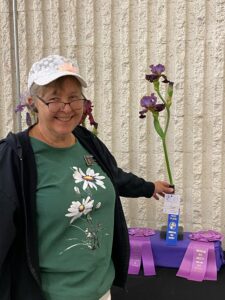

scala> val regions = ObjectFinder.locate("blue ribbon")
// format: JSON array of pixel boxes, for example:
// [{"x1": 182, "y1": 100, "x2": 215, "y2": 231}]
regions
[{"x1": 166, "y1": 213, "x2": 179, "y2": 245}]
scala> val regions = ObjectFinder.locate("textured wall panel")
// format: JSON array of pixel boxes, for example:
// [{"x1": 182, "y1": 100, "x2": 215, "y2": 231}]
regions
[
  {"x1": 173, "y1": 0, "x2": 186, "y2": 229},
  {"x1": 1, "y1": 0, "x2": 225, "y2": 244},
  {"x1": 211, "y1": 0, "x2": 225, "y2": 232},
  {"x1": 0, "y1": 0, "x2": 15, "y2": 136}
]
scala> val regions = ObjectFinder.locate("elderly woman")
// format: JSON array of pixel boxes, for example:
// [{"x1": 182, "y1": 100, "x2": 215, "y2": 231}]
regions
[{"x1": 0, "y1": 55, "x2": 173, "y2": 300}]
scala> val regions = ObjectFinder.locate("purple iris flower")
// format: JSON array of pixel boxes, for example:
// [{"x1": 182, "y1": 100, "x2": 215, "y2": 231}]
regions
[
  {"x1": 15, "y1": 103, "x2": 26, "y2": 112},
  {"x1": 154, "y1": 104, "x2": 165, "y2": 112},
  {"x1": 139, "y1": 63, "x2": 174, "y2": 185},
  {"x1": 80, "y1": 99, "x2": 98, "y2": 130},
  {"x1": 139, "y1": 93, "x2": 165, "y2": 118},
  {"x1": 139, "y1": 109, "x2": 148, "y2": 118},
  {"x1": 162, "y1": 76, "x2": 170, "y2": 83},
  {"x1": 145, "y1": 74, "x2": 158, "y2": 82},
  {"x1": 150, "y1": 64, "x2": 165, "y2": 75},
  {"x1": 146, "y1": 64, "x2": 168, "y2": 83},
  {"x1": 26, "y1": 112, "x2": 32, "y2": 127},
  {"x1": 15, "y1": 93, "x2": 29, "y2": 112},
  {"x1": 140, "y1": 94, "x2": 157, "y2": 108}
]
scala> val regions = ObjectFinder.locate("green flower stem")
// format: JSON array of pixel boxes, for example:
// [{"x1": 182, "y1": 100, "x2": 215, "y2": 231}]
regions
[
  {"x1": 162, "y1": 137, "x2": 173, "y2": 185},
  {"x1": 156, "y1": 89, "x2": 166, "y2": 105},
  {"x1": 155, "y1": 89, "x2": 170, "y2": 134},
  {"x1": 153, "y1": 80, "x2": 174, "y2": 185},
  {"x1": 164, "y1": 105, "x2": 170, "y2": 136}
]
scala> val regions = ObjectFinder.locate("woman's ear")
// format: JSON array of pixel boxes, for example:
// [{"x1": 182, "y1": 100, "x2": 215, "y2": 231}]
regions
[{"x1": 27, "y1": 96, "x2": 38, "y2": 113}]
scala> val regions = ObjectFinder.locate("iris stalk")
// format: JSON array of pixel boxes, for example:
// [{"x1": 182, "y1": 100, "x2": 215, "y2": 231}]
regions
[
  {"x1": 140, "y1": 64, "x2": 174, "y2": 186},
  {"x1": 154, "y1": 86, "x2": 173, "y2": 185}
]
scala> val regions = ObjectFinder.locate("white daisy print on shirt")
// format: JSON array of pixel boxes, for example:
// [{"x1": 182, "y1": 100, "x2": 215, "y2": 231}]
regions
[
  {"x1": 62, "y1": 197, "x2": 102, "y2": 253},
  {"x1": 65, "y1": 196, "x2": 94, "y2": 223},
  {"x1": 72, "y1": 167, "x2": 106, "y2": 190},
  {"x1": 61, "y1": 166, "x2": 107, "y2": 254}
]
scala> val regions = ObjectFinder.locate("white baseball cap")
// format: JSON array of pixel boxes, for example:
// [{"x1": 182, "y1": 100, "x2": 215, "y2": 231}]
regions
[{"x1": 28, "y1": 54, "x2": 87, "y2": 90}]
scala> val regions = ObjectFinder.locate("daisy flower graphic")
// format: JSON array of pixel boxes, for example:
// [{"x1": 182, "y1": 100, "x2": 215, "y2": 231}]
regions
[
  {"x1": 65, "y1": 196, "x2": 94, "y2": 223},
  {"x1": 72, "y1": 167, "x2": 106, "y2": 190}
]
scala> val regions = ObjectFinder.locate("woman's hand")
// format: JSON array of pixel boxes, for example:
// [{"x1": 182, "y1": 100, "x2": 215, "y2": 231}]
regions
[{"x1": 153, "y1": 181, "x2": 174, "y2": 200}]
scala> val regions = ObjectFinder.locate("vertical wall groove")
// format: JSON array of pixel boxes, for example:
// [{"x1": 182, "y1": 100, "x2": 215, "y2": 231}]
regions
[
  {"x1": 111, "y1": 0, "x2": 131, "y2": 220},
  {"x1": 154, "y1": 0, "x2": 168, "y2": 228},
  {"x1": 211, "y1": 0, "x2": 225, "y2": 231},
  {"x1": 0, "y1": 0, "x2": 14, "y2": 135},
  {"x1": 174, "y1": 0, "x2": 186, "y2": 227},
  {"x1": 131, "y1": 0, "x2": 150, "y2": 227},
  {"x1": 191, "y1": 0, "x2": 205, "y2": 231},
  {"x1": 93, "y1": 0, "x2": 113, "y2": 148}
]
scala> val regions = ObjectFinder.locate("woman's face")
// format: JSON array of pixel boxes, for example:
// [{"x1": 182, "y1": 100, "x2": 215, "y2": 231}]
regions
[{"x1": 35, "y1": 76, "x2": 84, "y2": 139}]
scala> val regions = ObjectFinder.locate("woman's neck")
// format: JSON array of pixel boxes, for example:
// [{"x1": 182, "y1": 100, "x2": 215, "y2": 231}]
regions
[{"x1": 29, "y1": 124, "x2": 76, "y2": 148}]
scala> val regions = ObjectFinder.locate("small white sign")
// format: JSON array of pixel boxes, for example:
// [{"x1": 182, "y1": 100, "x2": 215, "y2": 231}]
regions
[{"x1": 163, "y1": 194, "x2": 180, "y2": 215}]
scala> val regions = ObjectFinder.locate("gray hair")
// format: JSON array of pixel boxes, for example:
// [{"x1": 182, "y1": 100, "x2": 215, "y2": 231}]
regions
[
  {"x1": 29, "y1": 83, "x2": 44, "y2": 97},
  {"x1": 28, "y1": 83, "x2": 43, "y2": 113},
  {"x1": 28, "y1": 76, "x2": 83, "y2": 112}
]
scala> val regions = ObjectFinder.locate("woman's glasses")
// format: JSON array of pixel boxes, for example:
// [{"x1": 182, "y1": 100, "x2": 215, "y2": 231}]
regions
[{"x1": 35, "y1": 95, "x2": 86, "y2": 113}]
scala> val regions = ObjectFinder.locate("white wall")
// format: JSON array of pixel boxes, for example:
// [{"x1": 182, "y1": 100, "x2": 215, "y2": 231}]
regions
[{"x1": 1, "y1": 0, "x2": 225, "y2": 242}]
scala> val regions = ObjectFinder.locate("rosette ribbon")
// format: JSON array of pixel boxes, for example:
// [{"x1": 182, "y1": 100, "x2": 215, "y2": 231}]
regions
[
  {"x1": 128, "y1": 228, "x2": 156, "y2": 276},
  {"x1": 176, "y1": 230, "x2": 223, "y2": 281}
]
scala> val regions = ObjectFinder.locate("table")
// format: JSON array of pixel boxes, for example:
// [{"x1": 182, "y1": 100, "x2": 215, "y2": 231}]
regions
[{"x1": 111, "y1": 264, "x2": 225, "y2": 300}]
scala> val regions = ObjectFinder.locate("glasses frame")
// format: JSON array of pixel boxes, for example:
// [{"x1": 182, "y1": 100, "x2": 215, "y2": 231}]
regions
[{"x1": 35, "y1": 94, "x2": 87, "y2": 112}]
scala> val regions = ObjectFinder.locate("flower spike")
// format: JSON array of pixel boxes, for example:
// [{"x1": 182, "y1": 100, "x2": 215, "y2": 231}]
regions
[{"x1": 139, "y1": 64, "x2": 174, "y2": 185}]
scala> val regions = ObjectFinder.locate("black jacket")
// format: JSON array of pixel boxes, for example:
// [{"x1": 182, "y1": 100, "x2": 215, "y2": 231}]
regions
[{"x1": 0, "y1": 126, "x2": 155, "y2": 300}]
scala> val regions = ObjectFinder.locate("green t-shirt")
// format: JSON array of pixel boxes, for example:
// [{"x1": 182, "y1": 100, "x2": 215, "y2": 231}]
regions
[{"x1": 30, "y1": 137, "x2": 116, "y2": 300}]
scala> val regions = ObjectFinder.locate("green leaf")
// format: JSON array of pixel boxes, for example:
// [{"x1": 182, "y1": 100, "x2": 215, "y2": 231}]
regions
[
  {"x1": 166, "y1": 82, "x2": 173, "y2": 107},
  {"x1": 153, "y1": 113, "x2": 164, "y2": 138},
  {"x1": 153, "y1": 80, "x2": 160, "y2": 91}
]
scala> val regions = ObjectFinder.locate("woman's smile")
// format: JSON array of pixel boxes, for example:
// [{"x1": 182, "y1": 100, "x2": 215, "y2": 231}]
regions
[{"x1": 54, "y1": 115, "x2": 74, "y2": 122}]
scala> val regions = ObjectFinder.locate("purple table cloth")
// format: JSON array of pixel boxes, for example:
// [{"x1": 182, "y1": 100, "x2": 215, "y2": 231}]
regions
[{"x1": 149, "y1": 230, "x2": 224, "y2": 270}]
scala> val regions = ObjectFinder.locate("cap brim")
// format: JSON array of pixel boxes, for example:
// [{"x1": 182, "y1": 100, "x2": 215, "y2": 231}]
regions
[{"x1": 33, "y1": 71, "x2": 87, "y2": 88}]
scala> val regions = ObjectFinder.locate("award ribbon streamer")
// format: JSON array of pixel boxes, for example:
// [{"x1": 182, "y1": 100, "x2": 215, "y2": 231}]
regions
[
  {"x1": 128, "y1": 228, "x2": 156, "y2": 276},
  {"x1": 176, "y1": 230, "x2": 223, "y2": 281}
]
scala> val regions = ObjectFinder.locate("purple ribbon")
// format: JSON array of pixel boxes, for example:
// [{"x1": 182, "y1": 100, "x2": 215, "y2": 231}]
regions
[
  {"x1": 128, "y1": 228, "x2": 156, "y2": 276},
  {"x1": 189, "y1": 230, "x2": 223, "y2": 242},
  {"x1": 177, "y1": 230, "x2": 223, "y2": 281}
]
